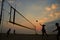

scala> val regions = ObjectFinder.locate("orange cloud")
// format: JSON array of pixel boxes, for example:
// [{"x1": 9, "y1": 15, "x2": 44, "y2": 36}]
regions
[
  {"x1": 49, "y1": 11, "x2": 60, "y2": 19},
  {"x1": 51, "y1": 4, "x2": 57, "y2": 10},
  {"x1": 39, "y1": 11, "x2": 60, "y2": 24},
  {"x1": 54, "y1": 12, "x2": 60, "y2": 18},
  {"x1": 49, "y1": 11, "x2": 55, "y2": 18},
  {"x1": 45, "y1": 4, "x2": 58, "y2": 11},
  {"x1": 49, "y1": 13, "x2": 54, "y2": 17},
  {"x1": 45, "y1": 7, "x2": 51, "y2": 11}
]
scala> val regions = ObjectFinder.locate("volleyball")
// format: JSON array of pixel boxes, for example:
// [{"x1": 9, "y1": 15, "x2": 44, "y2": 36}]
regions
[{"x1": 36, "y1": 20, "x2": 38, "y2": 22}]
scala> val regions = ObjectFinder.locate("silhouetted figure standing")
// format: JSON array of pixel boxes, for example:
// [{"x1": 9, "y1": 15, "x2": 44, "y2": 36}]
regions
[
  {"x1": 7, "y1": 28, "x2": 11, "y2": 37},
  {"x1": 53, "y1": 23, "x2": 60, "y2": 40},
  {"x1": 0, "y1": 15, "x2": 1, "y2": 24},
  {"x1": 41, "y1": 24, "x2": 48, "y2": 40},
  {"x1": 13, "y1": 29, "x2": 15, "y2": 35}
]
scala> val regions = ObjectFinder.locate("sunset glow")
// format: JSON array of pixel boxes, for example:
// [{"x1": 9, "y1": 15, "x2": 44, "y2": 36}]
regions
[{"x1": 0, "y1": 0, "x2": 60, "y2": 34}]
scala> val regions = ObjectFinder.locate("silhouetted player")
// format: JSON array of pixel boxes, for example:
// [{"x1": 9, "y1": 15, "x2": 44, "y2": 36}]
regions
[
  {"x1": 53, "y1": 23, "x2": 60, "y2": 40},
  {"x1": 0, "y1": 15, "x2": 1, "y2": 24},
  {"x1": 36, "y1": 20, "x2": 48, "y2": 39},
  {"x1": 41, "y1": 24, "x2": 48, "y2": 40},
  {"x1": 13, "y1": 29, "x2": 15, "y2": 35},
  {"x1": 7, "y1": 28, "x2": 11, "y2": 37}
]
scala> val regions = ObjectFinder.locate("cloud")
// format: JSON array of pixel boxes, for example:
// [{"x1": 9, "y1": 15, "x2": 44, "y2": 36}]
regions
[
  {"x1": 45, "y1": 7, "x2": 51, "y2": 11},
  {"x1": 52, "y1": 11, "x2": 60, "y2": 19},
  {"x1": 25, "y1": 3, "x2": 59, "y2": 25},
  {"x1": 51, "y1": 4, "x2": 58, "y2": 10},
  {"x1": 49, "y1": 11, "x2": 60, "y2": 19},
  {"x1": 39, "y1": 11, "x2": 60, "y2": 24},
  {"x1": 49, "y1": 13, "x2": 54, "y2": 18},
  {"x1": 45, "y1": 4, "x2": 58, "y2": 11}
]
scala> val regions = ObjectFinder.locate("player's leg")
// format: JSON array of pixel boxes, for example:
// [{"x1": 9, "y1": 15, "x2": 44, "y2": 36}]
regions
[{"x1": 57, "y1": 34, "x2": 59, "y2": 40}]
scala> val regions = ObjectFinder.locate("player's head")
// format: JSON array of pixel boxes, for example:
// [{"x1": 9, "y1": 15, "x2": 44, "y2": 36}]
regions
[
  {"x1": 42, "y1": 24, "x2": 46, "y2": 27},
  {"x1": 55, "y1": 23, "x2": 59, "y2": 26}
]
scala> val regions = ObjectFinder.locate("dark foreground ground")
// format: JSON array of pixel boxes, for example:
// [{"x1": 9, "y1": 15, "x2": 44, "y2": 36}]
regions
[{"x1": 0, "y1": 33, "x2": 60, "y2": 40}]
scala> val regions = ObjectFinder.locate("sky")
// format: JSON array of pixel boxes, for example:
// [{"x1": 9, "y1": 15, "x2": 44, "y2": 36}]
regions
[{"x1": 0, "y1": 0, "x2": 60, "y2": 34}]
